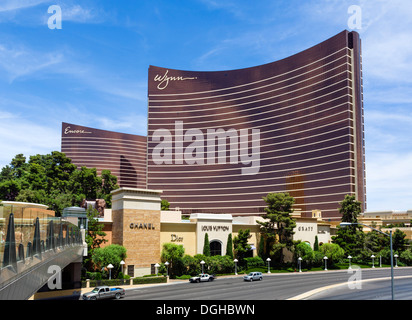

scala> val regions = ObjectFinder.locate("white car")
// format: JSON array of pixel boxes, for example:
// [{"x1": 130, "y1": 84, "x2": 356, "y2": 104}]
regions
[
  {"x1": 189, "y1": 273, "x2": 215, "y2": 283},
  {"x1": 243, "y1": 272, "x2": 263, "y2": 281}
]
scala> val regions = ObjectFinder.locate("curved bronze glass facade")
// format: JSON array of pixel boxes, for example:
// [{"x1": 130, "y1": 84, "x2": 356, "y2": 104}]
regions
[
  {"x1": 147, "y1": 30, "x2": 366, "y2": 219},
  {"x1": 61, "y1": 122, "x2": 147, "y2": 189}
]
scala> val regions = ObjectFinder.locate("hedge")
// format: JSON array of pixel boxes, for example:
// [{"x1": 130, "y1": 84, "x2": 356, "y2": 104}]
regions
[
  {"x1": 132, "y1": 276, "x2": 167, "y2": 285},
  {"x1": 82, "y1": 276, "x2": 167, "y2": 288}
]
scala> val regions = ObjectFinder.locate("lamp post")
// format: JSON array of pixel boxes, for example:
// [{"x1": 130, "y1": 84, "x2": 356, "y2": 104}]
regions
[
  {"x1": 200, "y1": 260, "x2": 205, "y2": 274},
  {"x1": 107, "y1": 264, "x2": 113, "y2": 280},
  {"x1": 266, "y1": 258, "x2": 271, "y2": 273},
  {"x1": 380, "y1": 255, "x2": 382, "y2": 268},
  {"x1": 234, "y1": 259, "x2": 238, "y2": 275},
  {"x1": 371, "y1": 255, "x2": 375, "y2": 268},
  {"x1": 348, "y1": 255, "x2": 352, "y2": 270},
  {"x1": 154, "y1": 263, "x2": 160, "y2": 276},
  {"x1": 340, "y1": 222, "x2": 395, "y2": 300},
  {"x1": 120, "y1": 260, "x2": 125, "y2": 275},
  {"x1": 394, "y1": 254, "x2": 398, "y2": 267},
  {"x1": 323, "y1": 256, "x2": 328, "y2": 271},
  {"x1": 298, "y1": 257, "x2": 302, "y2": 272},
  {"x1": 165, "y1": 261, "x2": 170, "y2": 276}
]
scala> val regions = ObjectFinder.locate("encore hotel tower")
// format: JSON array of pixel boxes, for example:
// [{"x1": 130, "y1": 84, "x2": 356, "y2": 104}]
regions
[{"x1": 62, "y1": 30, "x2": 366, "y2": 220}]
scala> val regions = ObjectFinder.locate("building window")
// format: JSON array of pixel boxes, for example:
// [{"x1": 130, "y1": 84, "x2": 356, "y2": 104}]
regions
[{"x1": 210, "y1": 240, "x2": 222, "y2": 256}]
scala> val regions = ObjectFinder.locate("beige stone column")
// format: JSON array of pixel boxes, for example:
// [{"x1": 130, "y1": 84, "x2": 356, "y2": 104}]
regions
[{"x1": 111, "y1": 188, "x2": 162, "y2": 277}]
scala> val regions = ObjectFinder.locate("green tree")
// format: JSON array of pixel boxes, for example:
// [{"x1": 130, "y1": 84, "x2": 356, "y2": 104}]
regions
[
  {"x1": 233, "y1": 229, "x2": 251, "y2": 265},
  {"x1": 161, "y1": 199, "x2": 170, "y2": 210},
  {"x1": 83, "y1": 207, "x2": 108, "y2": 271},
  {"x1": 393, "y1": 228, "x2": 408, "y2": 253},
  {"x1": 69, "y1": 166, "x2": 101, "y2": 202},
  {"x1": 203, "y1": 233, "x2": 210, "y2": 256},
  {"x1": 92, "y1": 244, "x2": 127, "y2": 278},
  {"x1": 339, "y1": 194, "x2": 363, "y2": 223},
  {"x1": 364, "y1": 224, "x2": 382, "y2": 254},
  {"x1": 99, "y1": 169, "x2": 118, "y2": 207},
  {"x1": 319, "y1": 243, "x2": 345, "y2": 266},
  {"x1": 400, "y1": 249, "x2": 412, "y2": 265},
  {"x1": 0, "y1": 180, "x2": 20, "y2": 201},
  {"x1": 314, "y1": 235, "x2": 319, "y2": 251},
  {"x1": 258, "y1": 192, "x2": 296, "y2": 264},
  {"x1": 294, "y1": 241, "x2": 315, "y2": 269},
  {"x1": 10, "y1": 154, "x2": 28, "y2": 179},
  {"x1": 258, "y1": 234, "x2": 265, "y2": 259},
  {"x1": 0, "y1": 151, "x2": 118, "y2": 216},
  {"x1": 160, "y1": 243, "x2": 185, "y2": 277},
  {"x1": 226, "y1": 233, "x2": 233, "y2": 258},
  {"x1": 332, "y1": 195, "x2": 365, "y2": 259}
]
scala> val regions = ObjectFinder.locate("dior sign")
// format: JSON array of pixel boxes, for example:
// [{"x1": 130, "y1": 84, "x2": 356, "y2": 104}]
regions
[{"x1": 171, "y1": 234, "x2": 183, "y2": 242}]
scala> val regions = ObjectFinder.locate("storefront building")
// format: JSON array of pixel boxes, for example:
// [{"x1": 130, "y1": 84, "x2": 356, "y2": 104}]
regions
[{"x1": 103, "y1": 188, "x2": 333, "y2": 277}]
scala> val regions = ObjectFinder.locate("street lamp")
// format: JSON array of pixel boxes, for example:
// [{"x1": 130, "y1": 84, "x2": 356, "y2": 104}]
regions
[
  {"x1": 340, "y1": 222, "x2": 395, "y2": 300},
  {"x1": 348, "y1": 255, "x2": 352, "y2": 270},
  {"x1": 380, "y1": 255, "x2": 382, "y2": 268},
  {"x1": 107, "y1": 264, "x2": 114, "y2": 280},
  {"x1": 266, "y1": 258, "x2": 271, "y2": 273},
  {"x1": 371, "y1": 255, "x2": 375, "y2": 268},
  {"x1": 394, "y1": 254, "x2": 398, "y2": 267},
  {"x1": 154, "y1": 263, "x2": 160, "y2": 276},
  {"x1": 165, "y1": 261, "x2": 170, "y2": 276},
  {"x1": 200, "y1": 260, "x2": 205, "y2": 274},
  {"x1": 298, "y1": 257, "x2": 302, "y2": 273},
  {"x1": 120, "y1": 260, "x2": 125, "y2": 275},
  {"x1": 323, "y1": 256, "x2": 328, "y2": 271},
  {"x1": 234, "y1": 259, "x2": 238, "y2": 275}
]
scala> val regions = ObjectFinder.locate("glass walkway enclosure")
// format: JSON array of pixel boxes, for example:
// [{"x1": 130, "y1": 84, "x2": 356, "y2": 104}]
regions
[{"x1": 0, "y1": 202, "x2": 85, "y2": 299}]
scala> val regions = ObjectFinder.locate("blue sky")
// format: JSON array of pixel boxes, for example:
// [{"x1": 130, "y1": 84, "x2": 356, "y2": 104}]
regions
[{"x1": 0, "y1": 0, "x2": 411, "y2": 212}]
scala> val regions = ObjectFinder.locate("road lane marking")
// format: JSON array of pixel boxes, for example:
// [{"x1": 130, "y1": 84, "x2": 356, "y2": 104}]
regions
[{"x1": 287, "y1": 275, "x2": 412, "y2": 300}]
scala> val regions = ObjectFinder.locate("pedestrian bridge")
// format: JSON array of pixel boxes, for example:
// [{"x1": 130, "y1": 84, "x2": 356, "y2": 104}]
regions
[{"x1": 0, "y1": 203, "x2": 86, "y2": 299}]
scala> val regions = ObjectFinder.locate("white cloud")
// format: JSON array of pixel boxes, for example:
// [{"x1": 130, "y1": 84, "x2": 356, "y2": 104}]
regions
[
  {"x1": 0, "y1": 116, "x2": 60, "y2": 169},
  {"x1": 365, "y1": 152, "x2": 412, "y2": 211},
  {"x1": 96, "y1": 114, "x2": 147, "y2": 136},
  {"x1": 0, "y1": 44, "x2": 64, "y2": 82},
  {"x1": 62, "y1": 4, "x2": 95, "y2": 22},
  {"x1": 0, "y1": 0, "x2": 50, "y2": 12}
]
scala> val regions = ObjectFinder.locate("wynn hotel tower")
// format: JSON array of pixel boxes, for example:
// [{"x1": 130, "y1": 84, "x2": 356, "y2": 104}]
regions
[
  {"x1": 62, "y1": 30, "x2": 366, "y2": 220},
  {"x1": 147, "y1": 30, "x2": 366, "y2": 219}
]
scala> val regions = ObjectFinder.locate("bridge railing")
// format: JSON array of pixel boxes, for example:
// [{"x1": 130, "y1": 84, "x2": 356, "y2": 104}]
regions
[{"x1": 0, "y1": 204, "x2": 83, "y2": 286}]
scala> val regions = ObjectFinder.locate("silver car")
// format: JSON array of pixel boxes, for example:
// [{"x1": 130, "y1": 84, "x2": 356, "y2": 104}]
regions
[{"x1": 243, "y1": 272, "x2": 263, "y2": 281}]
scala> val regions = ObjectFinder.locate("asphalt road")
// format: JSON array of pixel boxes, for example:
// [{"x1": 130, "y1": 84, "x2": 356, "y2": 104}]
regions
[{"x1": 120, "y1": 267, "x2": 412, "y2": 300}]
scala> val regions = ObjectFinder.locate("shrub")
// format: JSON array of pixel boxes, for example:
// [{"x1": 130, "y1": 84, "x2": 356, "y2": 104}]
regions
[
  {"x1": 133, "y1": 276, "x2": 167, "y2": 285},
  {"x1": 319, "y1": 243, "x2": 345, "y2": 265},
  {"x1": 244, "y1": 256, "x2": 265, "y2": 269},
  {"x1": 176, "y1": 275, "x2": 192, "y2": 280},
  {"x1": 400, "y1": 249, "x2": 412, "y2": 266}
]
